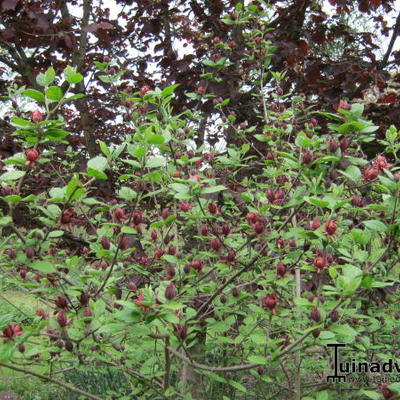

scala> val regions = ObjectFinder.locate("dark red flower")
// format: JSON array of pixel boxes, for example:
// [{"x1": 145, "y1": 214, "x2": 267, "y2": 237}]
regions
[
  {"x1": 363, "y1": 166, "x2": 379, "y2": 181},
  {"x1": 262, "y1": 294, "x2": 278, "y2": 313},
  {"x1": 325, "y1": 220, "x2": 337, "y2": 236},
  {"x1": 2, "y1": 324, "x2": 23, "y2": 340},
  {"x1": 210, "y1": 238, "x2": 222, "y2": 251},
  {"x1": 55, "y1": 296, "x2": 68, "y2": 309}
]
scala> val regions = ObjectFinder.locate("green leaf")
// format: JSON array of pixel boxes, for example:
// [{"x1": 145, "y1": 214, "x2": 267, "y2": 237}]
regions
[
  {"x1": 351, "y1": 229, "x2": 370, "y2": 245},
  {"x1": 22, "y1": 89, "x2": 45, "y2": 103},
  {"x1": 330, "y1": 324, "x2": 358, "y2": 338},
  {"x1": 118, "y1": 186, "x2": 137, "y2": 201},
  {"x1": 3, "y1": 195, "x2": 21, "y2": 203},
  {"x1": 247, "y1": 355, "x2": 267, "y2": 364},
  {"x1": 358, "y1": 390, "x2": 381, "y2": 400},
  {"x1": 66, "y1": 72, "x2": 83, "y2": 84},
  {"x1": 363, "y1": 220, "x2": 387, "y2": 232},
  {"x1": 161, "y1": 84, "x2": 180, "y2": 97},
  {"x1": 37, "y1": 67, "x2": 56, "y2": 86},
  {"x1": 45, "y1": 86, "x2": 63, "y2": 101},
  {"x1": 44, "y1": 128, "x2": 69, "y2": 141},
  {"x1": 0, "y1": 170, "x2": 26, "y2": 181},
  {"x1": 228, "y1": 380, "x2": 246, "y2": 393},
  {"x1": 147, "y1": 134, "x2": 165, "y2": 144},
  {"x1": 295, "y1": 132, "x2": 312, "y2": 147},
  {"x1": 48, "y1": 230, "x2": 65, "y2": 238},
  {"x1": 145, "y1": 157, "x2": 165, "y2": 168},
  {"x1": 87, "y1": 168, "x2": 107, "y2": 179},
  {"x1": 98, "y1": 140, "x2": 110, "y2": 156},
  {"x1": 62, "y1": 93, "x2": 85, "y2": 103},
  {"x1": 201, "y1": 185, "x2": 227, "y2": 194},
  {"x1": 304, "y1": 196, "x2": 329, "y2": 207},
  {"x1": 87, "y1": 156, "x2": 107, "y2": 174},
  {"x1": 169, "y1": 183, "x2": 189, "y2": 193},
  {"x1": 30, "y1": 260, "x2": 56, "y2": 273},
  {"x1": 316, "y1": 391, "x2": 329, "y2": 400},
  {"x1": 388, "y1": 383, "x2": 400, "y2": 395},
  {"x1": 10, "y1": 117, "x2": 34, "y2": 129},
  {"x1": 339, "y1": 165, "x2": 361, "y2": 182}
]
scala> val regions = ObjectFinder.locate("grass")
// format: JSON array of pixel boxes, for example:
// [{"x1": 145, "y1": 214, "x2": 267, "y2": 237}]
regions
[{"x1": 0, "y1": 287, "x2": 65, "y2": 400}]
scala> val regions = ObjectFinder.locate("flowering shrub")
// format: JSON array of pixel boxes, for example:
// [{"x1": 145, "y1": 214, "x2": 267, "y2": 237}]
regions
[{"x1": 0, "y1": 65, "x2": 400, "y2": 400}]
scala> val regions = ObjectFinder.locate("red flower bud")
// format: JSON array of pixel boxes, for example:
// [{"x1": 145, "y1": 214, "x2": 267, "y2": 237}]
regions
[
  {"x1": 313, "y1": 256, "x2": 327, "y2": 271},
  {"x1": 312, "y1": 329, "x2": 321, "y2": 338},
  {"x1": 113, "y1": 208, "x2": 126, "y2": 223},
  {"x1": 339, "y1": 138, "x2": 350, "y2": 151},
  {"x1": 55, "y1": 296, "x2": 68, "y2": 309},
  {"x1": 310, "y1": 217, "x2": 321, "y2": 230},
  {"x1": 118, "y1": 235, "x2": 130, "y2": 250},
  {"x1": 166, "y1": 265, "x2": 176, "y2": 277},
  {"x1": 310, "y1": 307, "x2": 321, "y2": 322},
  {"x1": 220, "y1": 294, "x2": 227, "y2": 303},
  {"x1": 208, "y1": 202, "x2": 217, "y2": 214},
  {"x1": 140, "y1": 85, "x2": 150, "y2": 96},
  {"x1": 56, "y1": 311, "x2": 68, "y2": 327},
  {"x1": 221, "y1": 222, "x2": 230, "y2": 236},
  {"x1": 210, "y1": 238, "x2": 222, "y2": 251},
  {"x1": 35, "y1": 309, "x2": 48, "y2": 320},
  {"x1": 253, "y1": 220, "x2": 264, "y2": 234},
  {"x1": 227, "y1": 249, "x2": 236, "y2": 262},
  {"x1": 327, "y1": 139, "x2": 339, "y2": 153},
  {"x1": 128, "y1": 281, "x2": 137, "y2": 291},
  {"x1": 83, "y1": 306, "x2": 92, "y2": 318},
  {"x1": 246, "y1": 212, "x2": 259, "y2": 225},
  {"x1": 167, "y1": 245, "x2": 176, "y2": 255},
  {"x1": 197, "y1": 86, "x2": 206, "y2": 95},
  {"x1": 165, "y1": 282, "x2": 177, "y2": 300},
  {"x1": 79, "y1": 292, "x2": 90, "y2": 306},
  {"x1": 200, "y1": 224, "x2": 208, "y2": 235},
  {"x1": 132, "y1": 210, "x2": 143, "y2": 225},
  {"x1": 325, "y1": 220, "x2": 337, "y2": 236},
  {"x1": 31, "y1": 110, "x2": 43, "y2": 123},
  {"x1": 232, "y1": 287, "x2": 240, "y2": 297},
  {"x1": 101, "y1": 236, "x2": 110, "y2": 249},
  {"x1": 150, "y1": 230, "x2": 158, "y2": 242},
  {"x1": 350, "y1": 195, "x2": 363, "y2": 207},
  {"x1": 262, "y1": 294, "x2": 278, "y2": 312},
  {"x1": 61, "y1": 208, "x2": 75, "y2": 224},
  {"x1": 329, "y1": 310, "x2": 339, "y2": 322},
  {"x1": 191, "y1": 259, "x2": 203, "y2": 272},
  {"x1": 161, "y1": 208, "x2": 171, "y2": 220},
  {"x1": 180, "y1": 202, "x2": 191, "y2": 212},
  {"x1": 24, "y1": 247, "x2": 35, "y2": 259},
  {"x1": 276, "y1": 262, "x2": 287, "y2": 278},
  {"x1": 266, "y1": 188, "x2": 275, "y2": 203},
  {"x1": 25, "y1": 149, "x2": 39, "y2": 162}
]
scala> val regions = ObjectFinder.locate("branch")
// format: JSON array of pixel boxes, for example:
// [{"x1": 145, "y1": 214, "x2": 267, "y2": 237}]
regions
[
  {"x1": 379, "y1": 10, "x2": 400, "y2": 70},
  {"x1": 0, "y1": 362, "x2": 106, "y2": 400}
]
